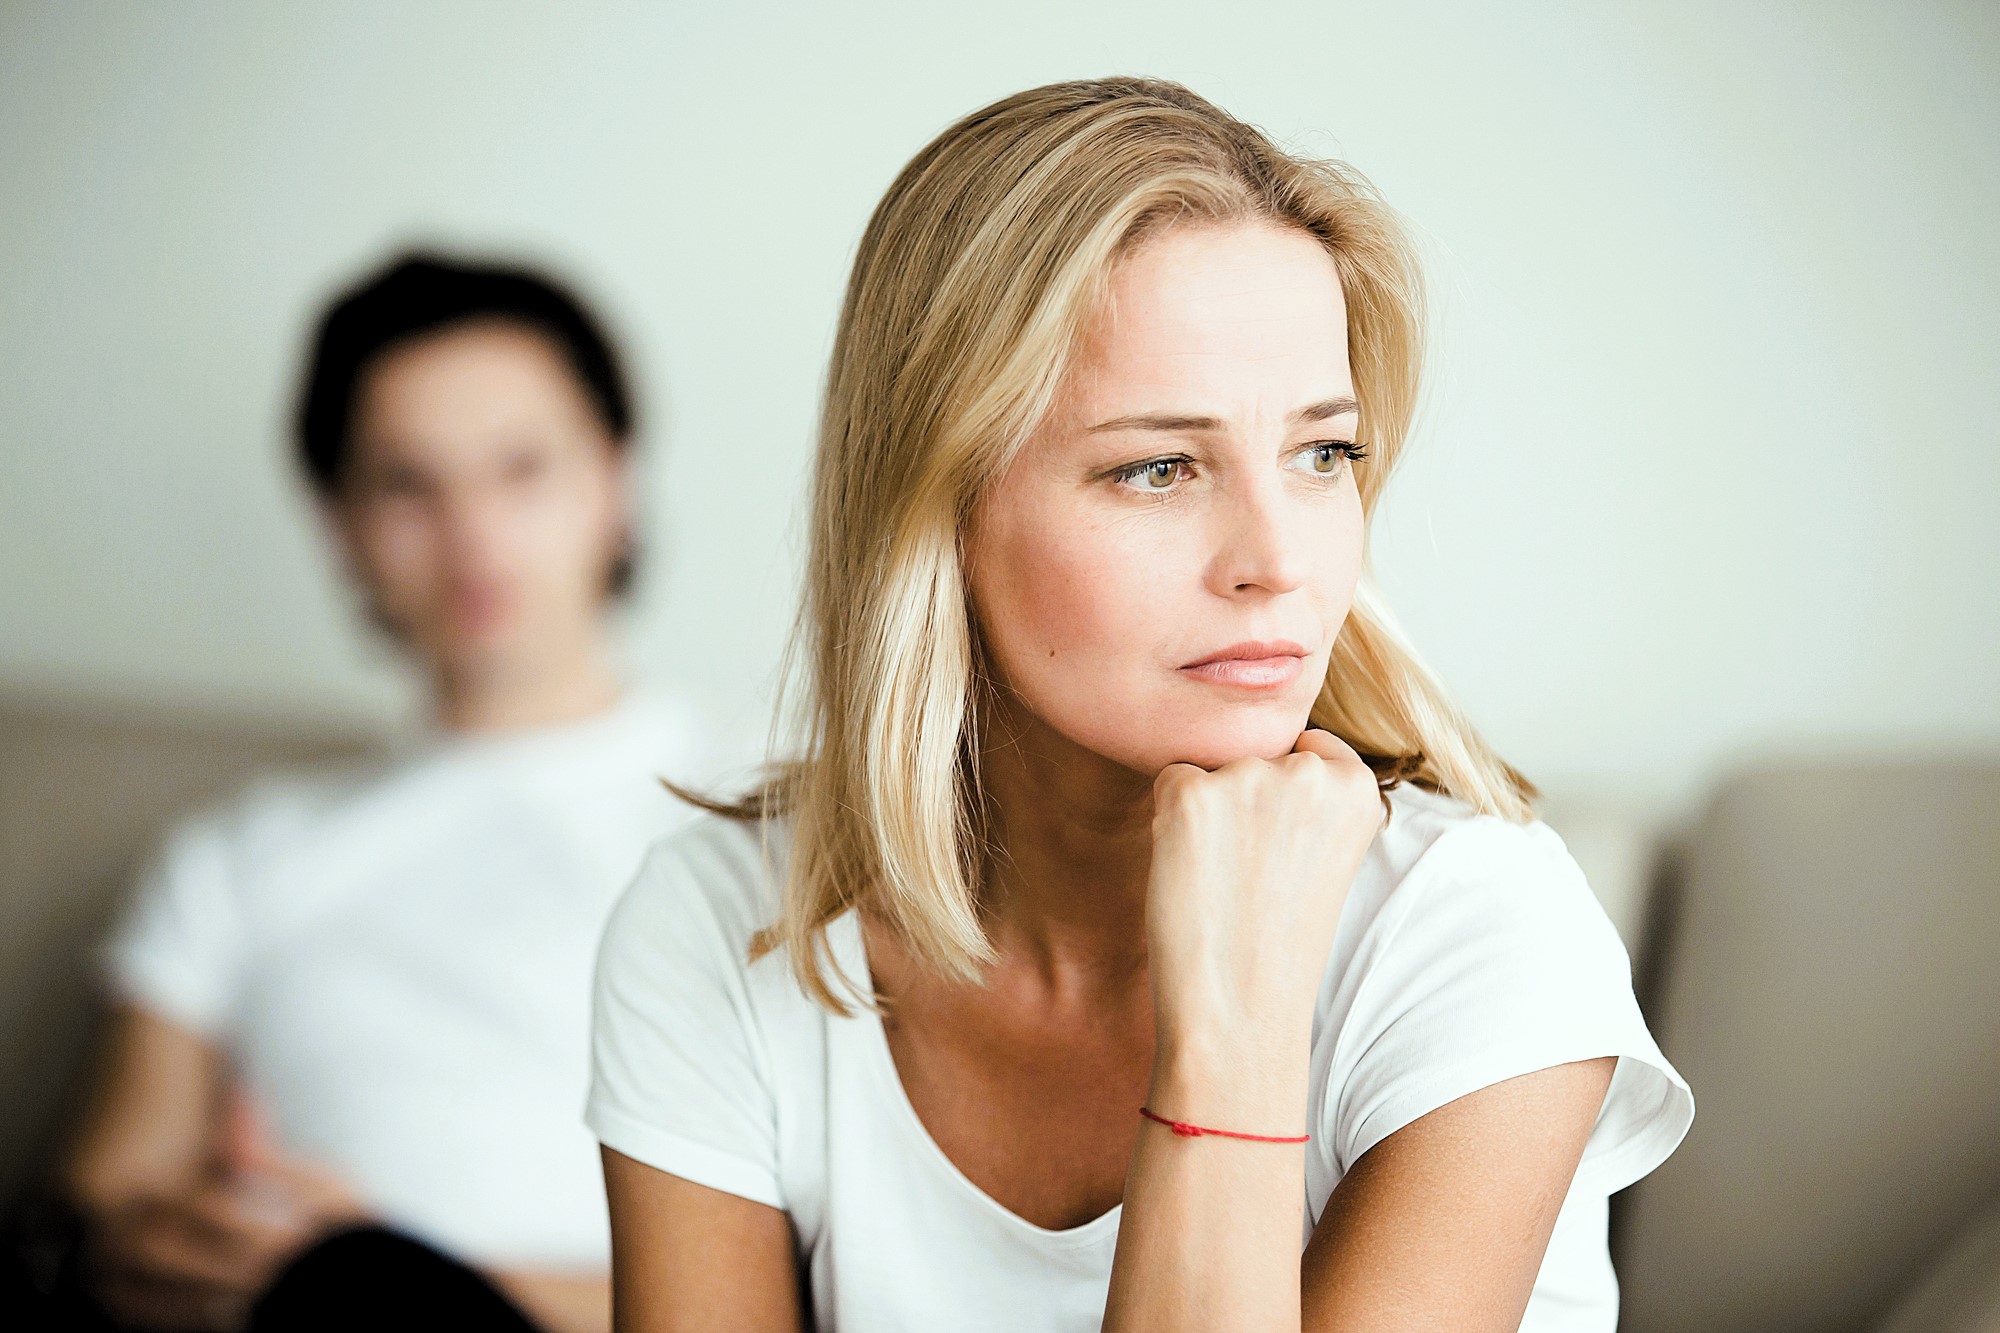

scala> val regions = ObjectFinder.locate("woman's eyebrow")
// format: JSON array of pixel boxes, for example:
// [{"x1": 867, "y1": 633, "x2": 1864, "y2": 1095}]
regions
[
  {"x1": 1293, "y1": 395, "x2": 1360, "y2": 424},
  {"x1": 1087, "y1": 395, "x2": 1360, "y2": 434}
]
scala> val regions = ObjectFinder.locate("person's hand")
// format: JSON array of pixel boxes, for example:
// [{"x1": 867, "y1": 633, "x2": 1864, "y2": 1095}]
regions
[
  {"x1": 87, "y1": 1088, "x2": 371, "y2": 1331},
  {"x1": 212, "y1": 1083, "x2": 371, "y2": 1240},
  {"x1": 87, "y1": 1170, "x2": 355, "y2": 1332},
  {"x1": 1144, "y1": 728, "x2": 1386, "y2": 1084}
]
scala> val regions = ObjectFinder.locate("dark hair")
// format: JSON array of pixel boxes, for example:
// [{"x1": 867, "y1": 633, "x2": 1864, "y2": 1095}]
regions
[{"x1": 295, "y1": 251, "x2": 639, "y2": 594}]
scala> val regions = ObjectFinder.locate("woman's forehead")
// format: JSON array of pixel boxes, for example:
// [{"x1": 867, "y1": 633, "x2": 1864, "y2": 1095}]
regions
[{"x1": 1061, "y1": 223, "x2": 1353, "y2": 428}]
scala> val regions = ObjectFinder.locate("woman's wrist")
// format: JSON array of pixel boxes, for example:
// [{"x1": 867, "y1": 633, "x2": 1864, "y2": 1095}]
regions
[
  {"x1": 1148, "y1": 1022, "x2": 1311, "y2": 1134},
  {"x1": 1153, "y1": 980, "x2": 1318, "y2": 1069}
]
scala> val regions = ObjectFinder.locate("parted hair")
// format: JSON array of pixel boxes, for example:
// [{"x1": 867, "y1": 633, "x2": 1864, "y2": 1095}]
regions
[{"x1": 681, "y1": 76, "x2": 1536, "y2": 1014}]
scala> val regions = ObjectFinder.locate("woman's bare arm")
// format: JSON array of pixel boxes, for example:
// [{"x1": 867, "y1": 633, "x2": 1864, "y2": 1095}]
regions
[
  {"x1": 1300, "y1": 1056, "x2": 1617, "y2": 1331},
  {"x1": 601, "y1": 1147, "x2": 804, "y2": 1333},
  {"x1": 1106, "y1": 1053, "x2": 1614, "y2": 1332},
  {"x1": 1104, "y1": 728, "x2": 1621, "y2": 1331}
]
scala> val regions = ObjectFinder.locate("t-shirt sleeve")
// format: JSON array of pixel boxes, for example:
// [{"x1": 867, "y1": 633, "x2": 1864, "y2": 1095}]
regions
[
  {"x1": 585, "y1": 831, "x2": 786, "y2": 1211},
  {"x1": 1323, "y1": 817, "x2": 1694, "y2": 1198},
  {"x1": 99, "y1": 812, "x2": 250, "y2": 1037}
]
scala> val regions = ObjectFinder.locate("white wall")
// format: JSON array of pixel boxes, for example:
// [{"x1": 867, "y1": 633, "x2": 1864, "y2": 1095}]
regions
[{"x1": 2, "y1": 0, "x2": 1995, "y2": 817}]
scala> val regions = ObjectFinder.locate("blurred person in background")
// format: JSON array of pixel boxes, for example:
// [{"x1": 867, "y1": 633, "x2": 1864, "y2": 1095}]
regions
[{"x1": 15, "y1": 254, "x2": 714, "y2": 1332}]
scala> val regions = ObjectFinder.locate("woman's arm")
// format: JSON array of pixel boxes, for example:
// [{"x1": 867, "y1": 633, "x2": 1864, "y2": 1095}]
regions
[
  {"x1": 1300, "y1": 1057, "x2": 1616, "y2": 1330},
  {"x1": 1102, "y1": 1026, "x2": 1317, "y2": 1332},
  {"x1": 1103, "y1": 730, "x2": 1375, "y2": 1332},
  {"x1": 601, "y1": 1147, "x2": 805, "y2": 1333},
  {"x1": 1104, "y1": 731, "x2": 1616, "y2": 1331},
  {"x1": 1107, "y1": 1041, "x2": 1614, "y2": 1333}
]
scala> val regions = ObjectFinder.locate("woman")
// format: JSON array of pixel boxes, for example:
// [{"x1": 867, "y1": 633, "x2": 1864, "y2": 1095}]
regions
[
  {"x1": 52, "y1": 254, "x2": 719, "y2": 1333},
  {"x1": 587, "y1": 78, "x2": 1692, "y2": 1332}
]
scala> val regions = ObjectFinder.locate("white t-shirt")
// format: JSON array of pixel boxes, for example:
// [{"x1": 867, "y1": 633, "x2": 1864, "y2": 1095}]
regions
[
  {"x1": 586, "y1": 781, "x2": 1695, "y2": 1332},
  {"x1": 103, "y1": 689, "x2": 728, "y2": 1270}
]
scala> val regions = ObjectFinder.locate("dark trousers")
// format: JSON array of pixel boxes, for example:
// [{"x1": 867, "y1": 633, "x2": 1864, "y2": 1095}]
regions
[
  {"x1": 249, "y1": 1226, "x2": 539, "y2": 1331},
  {"x1": 3, "y1": 1194, "x2": 540, "y2": 1332}
]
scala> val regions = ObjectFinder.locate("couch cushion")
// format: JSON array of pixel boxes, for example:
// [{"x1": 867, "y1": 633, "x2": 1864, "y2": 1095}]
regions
[{"x1": 1615, "y1": 759, "x2": 2000, "y2": 1333}]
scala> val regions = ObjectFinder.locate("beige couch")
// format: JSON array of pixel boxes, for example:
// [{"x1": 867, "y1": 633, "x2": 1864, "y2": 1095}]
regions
[
  {"x1": 2, "y1": 688, "x2": 1995, "y2": 1330},
  {"x1": 1614, "y1": 760, "x2": 2000, "y2": 1333}
]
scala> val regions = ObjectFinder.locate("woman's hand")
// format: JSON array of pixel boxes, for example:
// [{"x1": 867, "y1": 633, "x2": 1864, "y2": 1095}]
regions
[{"x1": 1143, "y1": 728, "x2": 1386, "y2": 1110}]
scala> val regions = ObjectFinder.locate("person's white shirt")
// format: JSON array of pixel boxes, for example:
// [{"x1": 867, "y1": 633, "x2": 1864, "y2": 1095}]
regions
[
  {"x1": 586, "y1": 780, "x2": 1695, "y2": 1333},
  {"x1": 103, "y1": 687, "x2": 725, "y2": 1271}
]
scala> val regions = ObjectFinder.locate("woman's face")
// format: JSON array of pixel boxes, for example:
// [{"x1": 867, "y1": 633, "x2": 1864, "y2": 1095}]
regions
[
  {"x1": 327, "y1": 320, "x2": 628, "y2": 684},
  {"x1": 965, "y1": 220, "x2": 1365, "y2": 776}
]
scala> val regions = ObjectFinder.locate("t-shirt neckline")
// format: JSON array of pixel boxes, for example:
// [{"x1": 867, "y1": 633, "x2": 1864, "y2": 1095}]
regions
[{"x1": 836, "y1": 910, "x2": 1125, "y2": 1250}]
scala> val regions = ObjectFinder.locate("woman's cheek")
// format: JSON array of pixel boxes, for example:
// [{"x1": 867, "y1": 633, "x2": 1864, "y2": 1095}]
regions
[{"x1": 986, "y1": 523, "x2": 1173, "y2": 729}]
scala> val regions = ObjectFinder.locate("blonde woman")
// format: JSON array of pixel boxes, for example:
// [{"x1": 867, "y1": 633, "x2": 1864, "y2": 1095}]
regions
[{"x1": 587, "y1": 77, "x2": 1693, "y2": 1332}]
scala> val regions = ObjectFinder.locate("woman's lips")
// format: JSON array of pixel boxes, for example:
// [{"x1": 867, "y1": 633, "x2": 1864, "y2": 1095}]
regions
[
  {"x1": 1177, "y1": 640, "x2": 1310, "y2": 689},
  {"x1": 1179, "y1": 655, "x2": 1305, "y2": 688}
]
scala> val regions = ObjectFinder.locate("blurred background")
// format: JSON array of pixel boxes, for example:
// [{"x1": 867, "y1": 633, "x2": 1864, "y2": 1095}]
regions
[{"x1": 1, "y1": 3, "x2": 1995, "y2": 1331}]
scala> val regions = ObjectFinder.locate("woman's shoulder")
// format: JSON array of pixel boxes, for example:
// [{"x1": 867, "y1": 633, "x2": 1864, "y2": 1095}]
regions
[
  {"x1": 1318, "y1": 782, "x2": 1690, "y2": 1197},
  {"x1": 1359, "y1": 781, "x2": 1614, "y2": 952},
  {"x1": 599, "y1": 810, "x2": 792, "y2": 976}
]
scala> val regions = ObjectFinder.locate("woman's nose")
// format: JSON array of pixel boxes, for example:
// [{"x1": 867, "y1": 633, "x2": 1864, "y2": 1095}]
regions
[{"x1": 1206, "y1": 476, "x2": 1309, "y2": 597}]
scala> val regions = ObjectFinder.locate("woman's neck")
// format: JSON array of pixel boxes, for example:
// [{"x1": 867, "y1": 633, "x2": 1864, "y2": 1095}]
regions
[{"x1": 977, "y1": 698, "x2": 1157, "y2": 1000}]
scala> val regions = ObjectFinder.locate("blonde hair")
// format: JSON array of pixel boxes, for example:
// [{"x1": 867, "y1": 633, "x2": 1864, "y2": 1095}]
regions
[{"x1": 687, "y1": 76, "x2": 1536, "y2": 1014}]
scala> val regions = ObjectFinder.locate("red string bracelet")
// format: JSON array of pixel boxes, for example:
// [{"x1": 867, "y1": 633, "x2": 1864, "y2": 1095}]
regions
[{"x1": 1139, "y1": 1106, "x2": 1309, "y2": 1143}]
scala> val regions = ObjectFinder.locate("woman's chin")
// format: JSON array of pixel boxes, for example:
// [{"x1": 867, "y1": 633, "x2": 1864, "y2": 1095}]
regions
[{"x1": 1131, "y1": 718, "x2": 1315, "y2": 774}]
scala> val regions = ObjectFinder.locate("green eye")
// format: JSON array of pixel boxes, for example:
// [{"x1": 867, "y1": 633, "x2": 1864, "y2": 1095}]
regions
[
  {"x1": 1114, "y1": 456, "x2": 1193, "y2": 491},
  {"x1": 1293, "y1": 441, "x2": 1367, "y2": 476}
]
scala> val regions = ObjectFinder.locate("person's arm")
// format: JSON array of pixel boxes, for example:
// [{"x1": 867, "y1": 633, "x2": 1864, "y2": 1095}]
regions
[
  {"x1": 1108, "y1": 1042, "x2": 1613, "y2": 1333},
  {"x1": 63, "y1": 1004, "x2": 365, "y2": 1332},
  {"x1": 601, "y1": 1147, "x2": 804, "y2": 1333},
  {"x1": 1103, "y1": 730, "x2": 1618, "y2": 1331},
  {"x1": 1101, "y1": 729, "x2": 1375, "y2": 1331},
  {"x1": 587, "y1": 832, "x2": 806, "y2": 1332},
  {"x1": 65, "y1": 1003, "x2": 221, "y2": 1212},
  {"x1": 1299, "y1": 1056, "x2": 1615, "y2": 1330}
]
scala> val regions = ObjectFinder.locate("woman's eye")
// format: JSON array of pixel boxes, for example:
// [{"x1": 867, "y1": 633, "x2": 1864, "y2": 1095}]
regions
[
  {"x1": 1291, "y1": 441, "x2": 1365, "y2": 476},
  {"x1": 1114, "y1": 457, "x2": 1191, "y2": 492}
]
